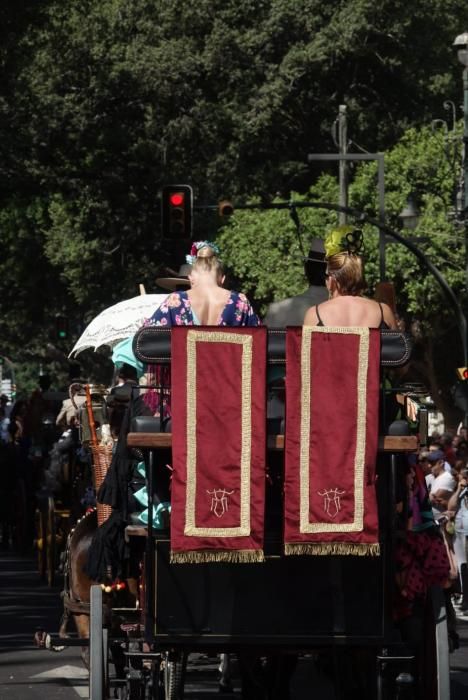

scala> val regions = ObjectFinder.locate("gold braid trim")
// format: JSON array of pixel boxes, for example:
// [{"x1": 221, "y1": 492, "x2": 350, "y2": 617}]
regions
[
  {"x1": 185, "y1": 330, "x2": 253, "y2": 537},
  {"x1": 170, "y1": 549, "x2": 265, "y2": 564},
  {"x1": 284, "y1": 542, "x2": 380, "y2": 557},
  {"x1": 299, "y1": 326, "x2": 369, "y2": 534}
]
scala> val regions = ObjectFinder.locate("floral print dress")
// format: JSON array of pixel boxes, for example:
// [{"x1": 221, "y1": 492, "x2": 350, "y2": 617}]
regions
[
  {"x1": 146, "y1": 290, "x2": 260, "y2": 327},
  {"x1": 142, "y1": 290, "x2": 260, "y2": 418}
]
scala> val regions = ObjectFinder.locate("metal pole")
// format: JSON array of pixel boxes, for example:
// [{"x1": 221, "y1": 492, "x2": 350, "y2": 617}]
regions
[
  {"x1": 461, "y1": 63, "x2": 468, "y2": 427},
  {"x1": 377, "y1": 155, "x2": 386, "y2": 282},
  {"x1": 90, "y1": 584, "x2": 103, "y2": 700},
  {"x1": 145, "y1": 449, "x2": 155, "y2": 643},
  {"x1": 338, "y1": 105, "x2": 348, "y2": 226},
  {"x1": 305, "y1": 152, "x2": 386, "y2": 280},
  {"x1": 463, "y1": 64, "x2": 468, "y2": 302}
]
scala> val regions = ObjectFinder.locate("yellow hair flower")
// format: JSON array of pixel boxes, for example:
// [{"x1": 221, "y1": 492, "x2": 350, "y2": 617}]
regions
[
  {"x1": 324, "y1": 225, "x2": 360, "y2": 257},
  {"x1": 324, "y1": 225, "x2": 353, "y2": 257}
]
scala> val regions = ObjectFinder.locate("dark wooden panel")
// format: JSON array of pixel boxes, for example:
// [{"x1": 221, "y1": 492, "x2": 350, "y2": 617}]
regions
[
  {"x1": 127, "y1": 432, "x2": 418, "y2": 452},
  {"x1": 151, "y1": 540, "x2": 385, "y2": 646}
]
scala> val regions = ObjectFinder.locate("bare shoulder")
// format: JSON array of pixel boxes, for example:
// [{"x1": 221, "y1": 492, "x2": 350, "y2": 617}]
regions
[
  {"x1": 379, "y1": 301, "x2": 398, "y2": 329},
  {"x1": 303, "y1": 305, "x2": 320, "y2": 326}
]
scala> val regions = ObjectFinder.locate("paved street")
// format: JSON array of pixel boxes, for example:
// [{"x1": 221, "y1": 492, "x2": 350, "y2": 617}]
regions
[{"x1": 1, "y1": 548, "x2": 468, "y2": 699}]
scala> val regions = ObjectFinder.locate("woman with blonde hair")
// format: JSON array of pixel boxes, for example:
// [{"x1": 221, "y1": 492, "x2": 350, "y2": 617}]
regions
[
  {"x1": 147, "y1": 240, "x2": 259, "y2": 327},
  {"x1": 304, "y1": 227, "x2": 397, "y2": 329},
  {"x1": 145, "y1": 240, "x2": 259, "y2": 694}
]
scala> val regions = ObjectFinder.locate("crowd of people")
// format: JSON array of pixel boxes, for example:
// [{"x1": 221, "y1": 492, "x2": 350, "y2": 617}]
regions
[
  {"x1": 0, "y1": 378, "x2": 56, "y2": 549},
  {"x1": 0, "y1": 376, "x2": 92, "y2": 551},
  {"x1": 415, "y1": 431, "x2": 468, "y2": 614}
]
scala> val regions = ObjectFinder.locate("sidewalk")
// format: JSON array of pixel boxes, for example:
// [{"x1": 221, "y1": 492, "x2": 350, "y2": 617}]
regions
[{"x1": 0, "y1": 549, "x2": 66, "y2": 651}]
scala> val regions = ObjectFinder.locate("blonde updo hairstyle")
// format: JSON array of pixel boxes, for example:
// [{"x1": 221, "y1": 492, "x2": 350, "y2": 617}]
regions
[
  {"x1": 192, "y1": 244, "x2": 224, "y2": 281},
  {"x1": 326, "y1": 252, "x2": 367, "y2": 296}
]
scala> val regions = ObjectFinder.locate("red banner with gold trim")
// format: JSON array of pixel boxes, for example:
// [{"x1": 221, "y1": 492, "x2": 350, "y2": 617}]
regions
[
  {"x1": 284, "y1": 327, "x2": 381, "y2": 556},
  {"x1": 170, "y1": 327, "x2": 267, "y2": 563}
]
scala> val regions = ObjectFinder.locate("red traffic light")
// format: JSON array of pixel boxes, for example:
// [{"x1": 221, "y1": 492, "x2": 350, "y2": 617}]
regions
[
  {"x1": 162, "y1": 185, "x2": 193, "y2": 239},
  {"x1": 457, "y1": 367, "x2": 468, "y2": 380},
  {"x1": 170, "y1": 192, "x2": 185, "y2": 207}
]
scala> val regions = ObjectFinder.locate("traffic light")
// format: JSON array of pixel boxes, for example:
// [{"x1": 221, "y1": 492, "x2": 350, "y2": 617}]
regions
[
  {"x1": 457, "y1": 367, "x2": 468, "y2": 381},
  {"x1": 218, "y1": 200, "x2": 234, "y2": 217},
  {"x1": 161, "y1": 184, "x2": 193, "y2": 239},
  {"x1": 55, "y1": 315, "x2": 69, "y2": 340}
]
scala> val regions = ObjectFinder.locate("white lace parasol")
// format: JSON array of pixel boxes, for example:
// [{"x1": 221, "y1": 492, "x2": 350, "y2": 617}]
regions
[{"x1": 68, "y1": 294, "x2": 167, "y2": 357}]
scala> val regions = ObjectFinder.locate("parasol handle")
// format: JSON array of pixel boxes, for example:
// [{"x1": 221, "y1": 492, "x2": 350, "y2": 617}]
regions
[{"x1": 85, "y1": 384, "x2": 99, "y2": 446}]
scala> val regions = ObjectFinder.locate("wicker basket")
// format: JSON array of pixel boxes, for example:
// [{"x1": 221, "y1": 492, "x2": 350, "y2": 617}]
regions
[{"x1": 90, "y1": 443, "x2": 113, "y2": 527}]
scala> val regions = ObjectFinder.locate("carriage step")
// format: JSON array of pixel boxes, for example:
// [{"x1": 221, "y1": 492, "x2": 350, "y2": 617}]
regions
[{"x1": 43, "y1": 634, "x2": 89, "y2": 649}]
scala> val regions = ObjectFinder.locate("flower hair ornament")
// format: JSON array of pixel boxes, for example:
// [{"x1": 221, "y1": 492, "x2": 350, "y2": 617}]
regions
[
  {"x1": 185, "y1": 240, "x2": 220, "y2": 264},
  {"x1": 324, "y1": 225, "x2": 364, "y2": 258}
]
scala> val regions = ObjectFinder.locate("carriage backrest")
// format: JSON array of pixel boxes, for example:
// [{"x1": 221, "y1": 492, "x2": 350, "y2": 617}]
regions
[{"x1": 133, "y1": 326, "x2": 413, "y2": 367}]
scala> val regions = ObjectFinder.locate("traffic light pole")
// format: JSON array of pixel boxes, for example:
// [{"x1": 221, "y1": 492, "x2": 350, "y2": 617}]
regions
[
  {"x1": 461, "y1": 58, "x2": 468, "y2": 425},
  {"x1": 306, "y1": 153, "x2": 386, "y2": 280}
]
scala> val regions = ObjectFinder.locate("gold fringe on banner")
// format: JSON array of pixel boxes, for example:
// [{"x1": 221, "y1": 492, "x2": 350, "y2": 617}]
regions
[
  {"x1": 284, "y1": 542, "x2": 380, "y2": 557},
  {"x1": 170, "y1": 549, "x2": 265, "y2": 564}
]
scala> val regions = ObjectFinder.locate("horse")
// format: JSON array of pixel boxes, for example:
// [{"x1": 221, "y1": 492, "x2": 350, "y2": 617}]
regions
[
  {"x1": 58, "y1": 508, "x2": 139, "y2": 669},
  {"x1": 59, "y1": 509, "x2": 101, "y2": 665},
  {"x1": 50, "y1": 383, "x2": 232, "y2": 693}
]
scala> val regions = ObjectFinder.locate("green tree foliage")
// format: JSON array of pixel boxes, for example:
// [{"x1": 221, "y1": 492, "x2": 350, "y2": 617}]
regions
[
  {"x1": 217, "y1": 124, "x2": 467, "y2": 424},
  {"x1": 10, "y1": 0, "x2": 468, "y2": 200},
  {"x1": 217, "y1": 176, "x2": 339, "y2": 315},
  {"x1": 351, "y1": 126, "x2": 467, "y2": 424}
]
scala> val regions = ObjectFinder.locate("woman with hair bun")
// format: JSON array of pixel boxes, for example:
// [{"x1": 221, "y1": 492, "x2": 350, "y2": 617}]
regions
[
  {"x1": 148, "y1": 240, "x2": 260, "y2": 327},
  {"x1": 146, "y1": 240, "x2": 259, "y2": 694},
  {"x1": 303, "y1": 227, "x2": 397, "y2": 329}
]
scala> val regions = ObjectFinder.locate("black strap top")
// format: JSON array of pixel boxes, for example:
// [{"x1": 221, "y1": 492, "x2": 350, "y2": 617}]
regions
[{"x1": 315, "y1": 302, "x2": 389, "y2": 329}]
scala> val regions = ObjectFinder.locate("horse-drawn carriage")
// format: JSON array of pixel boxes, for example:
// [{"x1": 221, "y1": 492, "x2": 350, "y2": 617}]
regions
[{"x1": 69, "y1": 325, "x2": 449, "y2": 700}]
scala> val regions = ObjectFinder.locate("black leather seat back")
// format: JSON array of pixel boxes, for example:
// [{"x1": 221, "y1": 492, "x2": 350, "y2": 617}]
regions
[{"x1": 133, "y1": 327, "x2": 412, "y2": 367}]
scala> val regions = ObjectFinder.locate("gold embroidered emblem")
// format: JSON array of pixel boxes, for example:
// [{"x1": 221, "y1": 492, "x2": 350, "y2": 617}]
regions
[
  {"x1": 317, "y1": 488, "x2": 346, "y2": 518},
  {"x1": 207, "y1": 489, "x2": 235, "y2": 518}
]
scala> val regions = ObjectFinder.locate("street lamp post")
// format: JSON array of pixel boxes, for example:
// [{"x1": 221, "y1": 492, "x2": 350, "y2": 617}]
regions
[
  {"x1": 453, "y1": 30, "x2": 468, "y2": 313},
  {"x1": 398, "y1": 195, "x2": 420, "y2": 231},
  {"x1": 453, "y1": 32, "x2": 468, "y2": 214},
  {"x1": 454, "y1": 32, "x2": 468, "y2": 424}
]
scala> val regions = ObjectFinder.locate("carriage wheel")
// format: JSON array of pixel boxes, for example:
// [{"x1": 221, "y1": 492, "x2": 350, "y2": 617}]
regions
[
  {"x1": 46, "y1": 496, "x2": 56, "y2": 587},
  {"x1": 163, "y1": 652, "x2": 187, "y2": 700},
  {"x1": 34, "y1": 507, "x2": 46, "y2": 580}
]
